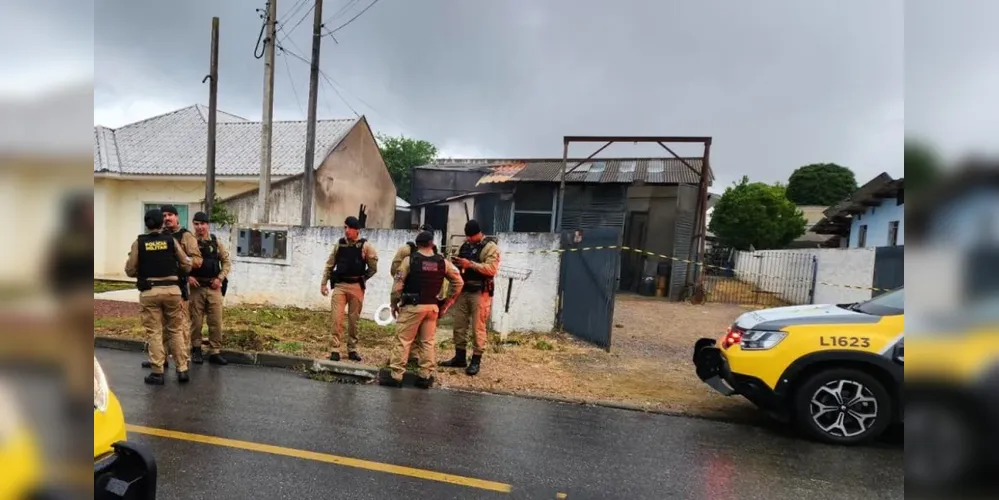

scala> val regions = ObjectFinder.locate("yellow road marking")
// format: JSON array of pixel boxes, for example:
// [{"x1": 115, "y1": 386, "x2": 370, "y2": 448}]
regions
[{"x1": 126, "y1": 424, "x2": 512, "y2": 493}]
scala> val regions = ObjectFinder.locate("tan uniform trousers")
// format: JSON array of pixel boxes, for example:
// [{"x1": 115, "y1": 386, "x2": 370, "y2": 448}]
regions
[
  {"x1": 141, "y1": 289, "x2": 190, "y2": 373},
  {"x1": 330, "y1": 282, "x2": 364, "y2": 352},
  {"x1": 452, "y1": 290, "x2": 492, "y2": 355},
  {"x1": 151, "y1": 290, "x2": 192, "y2": 358},
  {"x1": 388, "y1": 304, "x2": 439, "y2": 381},
  {"x1": 190, "y1": 285, "x2": 224, "y2": 355}
]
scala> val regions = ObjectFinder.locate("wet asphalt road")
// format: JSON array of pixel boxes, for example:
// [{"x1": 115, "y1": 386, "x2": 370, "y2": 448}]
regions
[{"x1": 96, "y1": 348, "x2": 903, "y2": 500}]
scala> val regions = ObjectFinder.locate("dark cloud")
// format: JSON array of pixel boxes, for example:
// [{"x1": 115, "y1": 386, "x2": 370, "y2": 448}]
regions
[{"x1": 91, "y1": 0, "x2": 915, "y2": 189}]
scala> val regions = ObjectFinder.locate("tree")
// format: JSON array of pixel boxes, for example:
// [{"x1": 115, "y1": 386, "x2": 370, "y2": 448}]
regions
[
  {"x1": 376, "y1": 133, "x2": 438, "y2": 201},
  {"x1": 709, "y1": 176, "x2": 807, "y2": 251},
  {"x1": 200, "y1": 194, "x2": 238, "y2": 227},
  {"x1": 785, "y1": 163, "x2": 858, "y2": 205},
  {"x1": 904, "y1": 137, "x2": 941, "y2": 197}
]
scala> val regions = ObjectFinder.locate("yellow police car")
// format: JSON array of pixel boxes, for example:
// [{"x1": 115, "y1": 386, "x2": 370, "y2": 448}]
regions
[
  {"x1": 904, "y1": 296, "x2": 999, "y2": 492},
  {"x1": 693, "y1": 287, "x2": 904, "y2": 445},
  {"x1": 0, "y1": 380, "x2": 43, "y2": 500},
  {"x1": 94, "y1": 356, "x2": 158, "y2": 499}
]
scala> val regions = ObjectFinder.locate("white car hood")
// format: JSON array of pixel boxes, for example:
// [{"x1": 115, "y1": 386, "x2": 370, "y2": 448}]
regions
[{"x1": 734, "y1": 303, "x2": 880, "y2": 331}]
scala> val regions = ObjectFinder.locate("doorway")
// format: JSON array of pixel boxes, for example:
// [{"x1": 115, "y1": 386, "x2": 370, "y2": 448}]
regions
[
  {"x1": 424, "y1": 205, "x2": 449, "y2": 244},
  {"x1": 620, "y1": 211, "x2": 648, "y2": 292}
]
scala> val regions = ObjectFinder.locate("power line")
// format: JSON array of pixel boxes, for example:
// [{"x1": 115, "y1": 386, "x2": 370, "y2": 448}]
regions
[
  {"x1": 276, "y1": 1, "x2": 314, "y2": 45},
  {"x1": 276, "y1": 43, "x2": 358, "y2": 117},
  {"x1": 326, "y1": 0, "x2": 381, "y2": 35},
  {"x1": 279, "y1": 50, "x2": 307, "y2": 117},
  {"x1": 325, "y1": 0, "x2": 361, "y2": 24}
]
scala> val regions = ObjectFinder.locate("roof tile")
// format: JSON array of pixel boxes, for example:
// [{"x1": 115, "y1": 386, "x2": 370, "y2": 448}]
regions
[{"x1": 94, "y1": 105, "x2": 359, "y2": 176}]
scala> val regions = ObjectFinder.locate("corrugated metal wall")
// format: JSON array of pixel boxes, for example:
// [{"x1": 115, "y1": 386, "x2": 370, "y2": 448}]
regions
[
  {"x1": 560, "y1": 184, "x2": 627, "y2": 231},
  {"x1": 669, "y1": 185, "x2": 699, "y2": 300}
]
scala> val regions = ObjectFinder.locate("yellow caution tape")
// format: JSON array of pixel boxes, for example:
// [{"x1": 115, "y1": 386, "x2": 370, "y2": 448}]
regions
[{"x1": 491, "y1": 244, "x2": 890, "y2": 293}]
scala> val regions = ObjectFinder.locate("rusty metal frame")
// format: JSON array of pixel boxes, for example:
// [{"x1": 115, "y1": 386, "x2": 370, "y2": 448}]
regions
[{"x1": 555, "y1": 135, "x2": 713, "y2": 302}]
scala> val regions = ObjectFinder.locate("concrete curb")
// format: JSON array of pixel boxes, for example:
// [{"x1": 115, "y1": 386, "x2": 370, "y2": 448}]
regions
[
  {"x1": 441, "y1": 386, "x2": 765, "y2": 426},
  {"x1": 93, "y1": 336, "x2": 759, "y2": 426},
  {"x1": 94, "y1": 336, "x2": 378, "y2": 381}
]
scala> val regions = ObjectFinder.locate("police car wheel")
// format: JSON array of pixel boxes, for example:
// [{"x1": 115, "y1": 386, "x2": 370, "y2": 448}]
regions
[
  {"x1": 793, "y1": 368, "x2": 892, "y2": 445},
  {"x1": 904, "y1": 397, "x2": 983, "y2": 492}
]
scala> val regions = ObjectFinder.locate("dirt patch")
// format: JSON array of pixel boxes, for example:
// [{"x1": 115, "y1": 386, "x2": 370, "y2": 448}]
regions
[{"x1": 94, "y1": 295, "x2": 764, "y2": 422}]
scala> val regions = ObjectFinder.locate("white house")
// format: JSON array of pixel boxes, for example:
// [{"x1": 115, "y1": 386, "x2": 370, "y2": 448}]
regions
[
  {"x1": 94, "y1": 104, "x2": 399, "y2": 278},
  {"x1": 810, "y1": 172, "x2": 904, "y2": 248}
]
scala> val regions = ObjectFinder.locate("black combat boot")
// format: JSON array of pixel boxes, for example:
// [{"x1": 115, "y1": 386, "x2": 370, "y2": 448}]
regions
[
  {"x1": 438, "y1": 348, "x2": 467, "y2": 368},
  {"x1": 177, "y1": 370, "x2": 190, "y2": 384},
  {"x1": 465, "y1": 354, "x2": 481, "y2": 376},
  {"x1": 414, "y1": 376, "x2": 435, "y2": 389},
  {"x1": 377, "y1": 368, "x2": 403, "y2": 388},
  {"x1": 191, "y1": 346, "x2": 204, "y2": 365},
  {"x1": 348, "y1": 351, "x2": 363, "y2": 362},
  {"x1": 142, "y1": 358, "x2": 168, "y2": 369},
  {"x1": 329, "y1": 352, "x2": 341, "y2": 362},
  {"x1": 144, "y1": 373, "x2": 165, "y2": 386},
  {"x1": 208, "y1": 353, "x2": 228, "y2": 365}
]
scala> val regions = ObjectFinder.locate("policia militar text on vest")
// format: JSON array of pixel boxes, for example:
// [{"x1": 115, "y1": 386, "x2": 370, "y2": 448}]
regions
[
  {"x1": 136, "y1": 232, "x2": 184, "y2": 294},
  {"x1": 399, "y1": 251, "x2": 448, "y2": 307}
]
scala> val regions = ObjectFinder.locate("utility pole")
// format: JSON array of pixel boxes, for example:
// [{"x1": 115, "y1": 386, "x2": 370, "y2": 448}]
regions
[
  {"x1": 258, "y1": 0, "x2": 277, "y2": 224},
  {"x1": 301, "y1": 0, "x2": 324, "y2": 227},
  {"x1": 203, "y1": 17, "x2": 220, "y2": 217}
]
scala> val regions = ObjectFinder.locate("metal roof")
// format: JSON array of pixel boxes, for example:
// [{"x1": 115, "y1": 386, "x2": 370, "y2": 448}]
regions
[
  {"x1": 93, "y1": 105, "x2": 360, "y2": 177},
  {"x1": 422, "y1": 157, "x2": 710, "y2": 186}
]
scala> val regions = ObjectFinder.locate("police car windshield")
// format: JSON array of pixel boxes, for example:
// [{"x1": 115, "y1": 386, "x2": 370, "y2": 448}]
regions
[{"x1": 853, "y1": 287, "x2": 904, "y2": 316}]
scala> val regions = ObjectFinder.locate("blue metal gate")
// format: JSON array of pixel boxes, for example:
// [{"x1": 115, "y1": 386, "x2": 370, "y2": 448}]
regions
[
  {"x1": 872, "y1": 245, "x2": 904, "y2": 296},
  {"x1": 558, "y1": 227, "x2": 621, "y2": 350}
]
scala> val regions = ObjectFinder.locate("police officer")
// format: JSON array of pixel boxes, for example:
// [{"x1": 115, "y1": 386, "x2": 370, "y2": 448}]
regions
[
  {"x1": 125, "y1": 209, "x2": 194, "y2": 384},
  {"x1": 46, "y1": 191, "x2": 95, "y2": 413},
  {"x1": 141, "y1": 204, "x2": 202, "y2": 369},
  {"x1": 321, "y1": 216, "x2": 378, "y2": 361},
  {"x1": 188, "y1": 211, "x2": 231, "y2": 366},
  {"x1": 439, "y1": 220, "x2": 500, "y2": 376},
  {"x1": 390, "y1": 224, "x2": 439, "y2": 276},
  {"x1": 379, "y1": 230, "x2": 463, "y2": 388},
  {"x1": 390, "y1": 223, "x2": 441, "y2": 365}
]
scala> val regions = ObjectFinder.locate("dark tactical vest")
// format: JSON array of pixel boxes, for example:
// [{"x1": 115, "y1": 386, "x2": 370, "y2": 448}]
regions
[
  {"x1": 457, "y1": 237, "x2": 497, "y2": 293},
  {"x1": 402, "y1": 252, "x2": 447, "y2": 304},
  {"x1": 49, "y1": 230, "x2": 94, "y2": 294},
  {"x1": 191, "y1": 234, "x2": 222, "y2": 279},
  {"x1": 136, "y1": 232, "x2": 179, "y2": 286},
  {"x1": 332, "y1": 238, "x2": 368, "y2": 283}
]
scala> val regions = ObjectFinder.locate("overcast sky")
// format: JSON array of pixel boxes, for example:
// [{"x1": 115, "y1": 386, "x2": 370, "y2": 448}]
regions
[{"x1": 28, "y1": 0, "x2": 974, "y2": 189}]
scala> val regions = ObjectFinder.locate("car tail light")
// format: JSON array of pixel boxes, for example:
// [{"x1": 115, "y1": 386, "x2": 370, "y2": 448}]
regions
[{"x1": 721, "y1": 326, "x2": 743, "y2": 349}]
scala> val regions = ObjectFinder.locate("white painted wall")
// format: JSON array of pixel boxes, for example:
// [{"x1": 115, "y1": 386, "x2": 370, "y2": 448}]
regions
[
  {"x1": 94, "y1": 177, "x2": 264, "y2": 277},
  {"x1": 849, "y1": 197, "x2": 904, "y2": 248},
  {"x1": 211, "y1": 226, "x2": 563, "y2": 333},
  {"x1": 733, "y1": 247, "x2": 876, "y2": 304}
]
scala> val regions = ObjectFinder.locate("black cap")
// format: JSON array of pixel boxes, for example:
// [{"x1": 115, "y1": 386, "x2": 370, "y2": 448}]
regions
[
  {"x1": 419, "y1": 223, "x2": 434, "y2": 231},
  {"x1": 344, "y1": 216, "x2": 361, "y2": 229},
  {"x1": 464, "y1": 219, "x2": 481, "y2": 237},
  {"x1": 193, "y1": 211, "x2": 210, "y2": 223},
  {"x1": 415, "y1": 231, "x2": 434, "y2": 245},
  {"x1": 160, "y1": 204, "x2": 179, "y2": 215},
  {"x1": 144, "y1": 209, "x2": 164, "y2": 230}
]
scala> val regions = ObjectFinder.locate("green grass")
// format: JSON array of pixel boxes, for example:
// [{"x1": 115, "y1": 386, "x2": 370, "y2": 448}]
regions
[{"x1": 95, "y1": 280, "x2": 133, "y2": 293}]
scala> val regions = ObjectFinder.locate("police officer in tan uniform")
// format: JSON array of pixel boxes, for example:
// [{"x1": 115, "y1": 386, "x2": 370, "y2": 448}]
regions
[
  {"x1": 141, "y1": 204, "x2": 202, "y2": 369},
  {"x1": 439, "y1": 220, "x2": 500, "y2": 376},
  {"x1": 321, "y1": 216, "x2": 378, "y2": 362},
  {"x1": 379, "y1": 230, "x2": 463, "y2": 388},
  {"x1": 188, "y1": 211, "x2": 231, "y2": 366},
  {"x1": 390, "y1": 223, "x2": 440, "y2": 365},
  {"x1": 126, "y1": 208, "x2": 194, "y2": 384}
]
